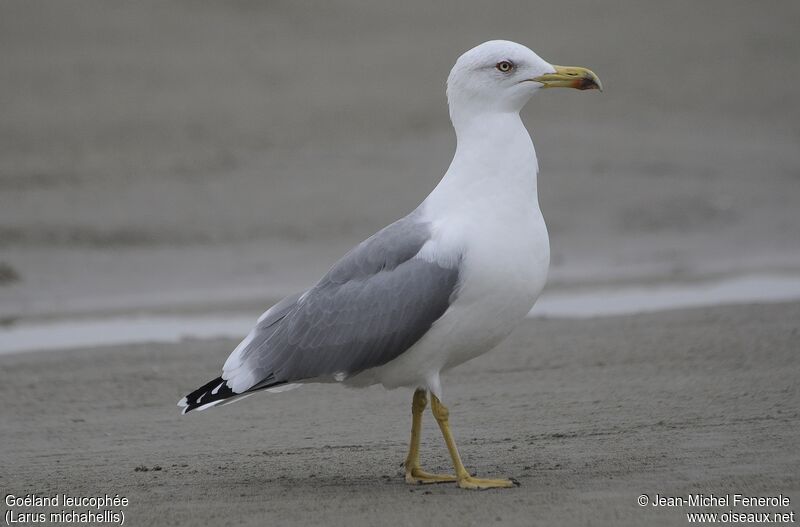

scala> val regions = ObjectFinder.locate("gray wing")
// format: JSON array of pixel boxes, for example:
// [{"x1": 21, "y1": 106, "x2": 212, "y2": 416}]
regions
[{"x1": 221, "y1": 213, "x2": 461, "y2": 393}]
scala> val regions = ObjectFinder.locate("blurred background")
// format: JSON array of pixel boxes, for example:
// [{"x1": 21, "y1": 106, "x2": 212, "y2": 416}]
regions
[{"x1": 2, "y1": 0, "x2": 799, "y2": 323}]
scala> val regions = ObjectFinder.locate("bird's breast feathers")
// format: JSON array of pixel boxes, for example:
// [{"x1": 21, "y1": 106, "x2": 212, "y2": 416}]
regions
[{"x1": 418, "y1": 199, "x2": 550, "y2": 332}]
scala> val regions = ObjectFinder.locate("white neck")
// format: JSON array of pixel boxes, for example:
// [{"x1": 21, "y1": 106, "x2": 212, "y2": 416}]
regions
[{"x1": 423, "y1": 111, "x2": 539, "y2": 216}]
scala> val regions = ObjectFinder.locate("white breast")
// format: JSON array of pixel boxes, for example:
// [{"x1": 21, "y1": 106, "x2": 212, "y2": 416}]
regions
[
  {"x1": 347, "y1": 112, "x2": 550, "y2": 395},
  {"x1": 440, "y1": 203, "x2": 550, "y2": 366},
  {"x1": 357, "y1": 178, "x2": 549, "y2": 395}
]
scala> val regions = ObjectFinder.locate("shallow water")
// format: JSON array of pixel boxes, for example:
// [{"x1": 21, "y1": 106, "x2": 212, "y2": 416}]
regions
[
  {"x1": 2, "y1": 273, "x2": 799, "y2": 355},
  {"x1": 531, "y1": 273, "x2": 800, "y2": 318}
]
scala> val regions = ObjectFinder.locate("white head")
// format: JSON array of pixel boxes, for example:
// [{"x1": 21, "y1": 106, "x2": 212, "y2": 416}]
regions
[{"x1": 446, "y1": 40, "x2": 601, "y2": 121}]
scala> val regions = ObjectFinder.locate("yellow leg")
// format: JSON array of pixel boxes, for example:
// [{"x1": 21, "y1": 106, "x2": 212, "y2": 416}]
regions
[
  {"x1": 430, "y1": 394, "x2": 517, "y2": 490},
  {"x1": 404, "y1": 389, "x2": 457, "y2": 484}
]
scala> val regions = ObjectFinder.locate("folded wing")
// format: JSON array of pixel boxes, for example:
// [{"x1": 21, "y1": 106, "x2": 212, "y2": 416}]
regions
[{"x1": 221, "y1": 213, "x2": 461, "y2": 394}]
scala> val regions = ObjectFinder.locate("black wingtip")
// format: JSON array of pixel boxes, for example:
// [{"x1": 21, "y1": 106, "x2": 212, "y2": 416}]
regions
[
  {"x1": 178, "y1": 376, "x2": 237, "y2": 414},
  {"x1": 178, "y1": 377, "x2": 290, "y2": 414}
]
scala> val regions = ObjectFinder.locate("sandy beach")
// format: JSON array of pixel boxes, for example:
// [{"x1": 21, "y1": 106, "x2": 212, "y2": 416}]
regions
[
  {"x1": 2, "y1": 1, "x2": 799, "y2": 525},
  {"x1": 2, "y1": 302, "x2": 798, "y2": 526}
]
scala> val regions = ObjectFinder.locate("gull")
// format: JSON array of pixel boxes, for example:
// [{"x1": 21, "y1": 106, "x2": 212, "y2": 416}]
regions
[{"x1": 179, "y1": 40, "x2": 601, "y2": 490}]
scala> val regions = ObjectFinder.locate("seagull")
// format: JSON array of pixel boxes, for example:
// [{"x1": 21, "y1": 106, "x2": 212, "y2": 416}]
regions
[{"x1": 179, "y1": 40, "x2": 601, "y2": 490}]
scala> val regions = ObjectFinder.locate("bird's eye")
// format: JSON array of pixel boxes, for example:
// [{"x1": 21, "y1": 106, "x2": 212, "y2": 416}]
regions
[{"x1": 496, "y1": 60, "x2": 514, "y2": 73}]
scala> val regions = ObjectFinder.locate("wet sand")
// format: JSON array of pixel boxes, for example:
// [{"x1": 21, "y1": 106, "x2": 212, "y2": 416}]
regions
[{"x1": 2, "y1": 302, "x2": 798, "y2": 526}]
